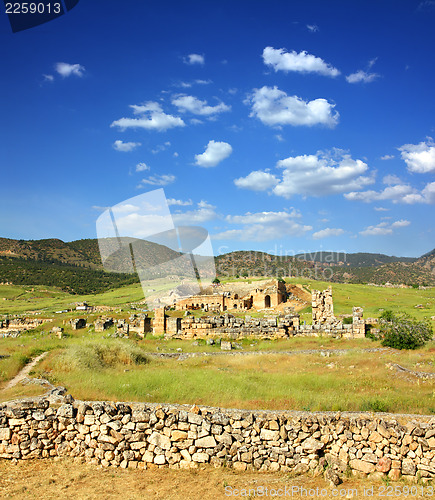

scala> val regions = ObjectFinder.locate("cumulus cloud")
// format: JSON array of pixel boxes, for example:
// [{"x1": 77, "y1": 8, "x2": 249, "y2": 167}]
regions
[
  {"x1": 346, "y1": 70, "x2": 379, "y2": 83},
  {"x1": 234, "y1": 151, "x2": 372, "y2": 199},
  {"x1": 167, "y1": 198, "x2": 193, "y2": 206},
  {"x1": 312, "y1": 228, "x2": 345, "y2": 240},
  {"x1": 112, "y1": 204, "x2": 140, "y2": 214},
  {"x1": 43, "y1": 74, "x2": 54, "y2": 82},
  {"x1": 113, "y1": 140, "x2": 141, "y2": 152},
  {"x1": 246, "y1": 86, "x2": 339, "y2": 128},
  {"x1": 381, "y1": 154, "x2": 395, "y2": 160},
  {"x1": 391, "y1": 219, "x2": 411, "y2": 228},
  {"x1": 135, "y1": 162, "x2": 150, "y2": 172},
  {"x1": 55, "y1": 62, "x2": 85, "y2": 77},
  {"x1": 172, "y1": 95, "x2": 231, "y2": 116},
  {"x1": 194, "y1": 140, "x2": 232, "y2": 167},
  {"x1": 263, "y1": 47, "x2": 339, "y2": 76},
  {"x1": 398, "y1": 138, "x2": 435, "y2": 173},
  {"x1": 271, "y1": 151, "x2": 372, "y2": 198},
  {"x1": 213, "y1": 210, "x2": 312, "y2": 242},
  {"x1": 234, "y1": 170, "x2": 278, "y2": 191},
  {"x1": 383, "y1": 174, "x2": 403, "y2": 185},
  {"x1": 111, "y1": 102, "x2": 185, "y2": 132},
  {"x1": 345, "y1": 181, "x2": 435, "y2": 204},
  {"x1": 137, "y1": 174, "x2": 176, "y2": 187},
  {"x1": 360, "y1": 220, "x2": 410, "y2": 236},
  {"x1": 184, "y1": 54, "x2": 205, "y2": 65},
  {"x1": 172, "y1": 201, "x2": 218, "y2": 224}
]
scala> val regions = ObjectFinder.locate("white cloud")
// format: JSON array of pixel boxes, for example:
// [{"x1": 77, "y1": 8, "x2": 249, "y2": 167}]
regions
[
  {"x1": 398, "y1": 138, "x2": 435, "y2": 173},
  {"x1": 360, "y1": 219, "x2": 410, "y2": 236},
  {"x1": 135, "y1": 162, "x2": 149, "y2": 172},
  {"x1": 213, "y1": 210, "x2": 312, "y2": 242},
  {"x1": 172, "y1": 95, "x2": 231, "y2": 116},
  {"x1": 306, "y1": 24, "x2": 319, "y2": 32},
  {"x1": 374, "y1": 207, "x2": 390, "y2": 212},
  {"x1": 138, "y1": 174, "x2": 176, "y2": 186},
  {"x1": 172, "y1": 201, "x2": 218, "y2": 224},
  {"x1": 151, "y1": 142, "x2": 171, "y2": 154},
  {"x1": 381, "y1": 154, "x2": 395, "y2": 160},
  {"x1": 234, "y1": 170, "x2": 278, "y2": 191},
  {"x1": 345, "y1": 181, "x2": 435, "y2": 204},
  {"x1": 246, "y1": 86, "x2": 339, "y2": 128},
  {"x1": 383, "y1": 174, "x2": 403, "y2": 185},
  {"x1": 113, "y1": 140, "x2": 141, "y2": 152},
  {"x1": 360, "y1": 223, "x2": 393, "y2": 236},
  {"x1": 111, "y1": 102, "x2": 185, "y2": 132},
  {"x1": 43, "y1": 74, "x2": 54, "y2": 82},
  {"x1": 112, "y1": 204, "x2": 140, "y2": 214},
  {"x1": 184, "y1": 54, "x2": 204, "y2": 65},
  {"x1": 346, "y1": 70, "x2": 379, "y2": 83},
  {"x1": 262, "y1": 47, "x2": 339, "y2": 77},
  {"x1": 194, "y1": 140, "x2": 232, "y2": 167},
  {"x1": 312, "y1": 228, "x2": 345, "y2": 239},
  {"x1": 167, "y1": 198, "x2": 193, "y2": 206},
  {"x1": 391, "y1": 219, "x2": 411, "y2": 228},
  {"x1": 271, "y1": 151, "x2": 373, "y2": 198},
  {"x1": 226, "y1": 210, "x2": 301, "y2": 225},
  {"x1": 55, "y1": 62, "x2": 85, "y2": 78}
]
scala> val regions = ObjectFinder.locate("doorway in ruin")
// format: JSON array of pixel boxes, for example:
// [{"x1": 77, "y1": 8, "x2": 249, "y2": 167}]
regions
[{"x1": 265, "y1": 295, "x2": 271, "y2": 308}]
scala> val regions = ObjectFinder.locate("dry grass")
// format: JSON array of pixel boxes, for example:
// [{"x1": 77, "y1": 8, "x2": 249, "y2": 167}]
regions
[
  {"x1": 32, "y1": 345, "x2": 435, "y2": 414},
  {"x1": 0, "y1": 458, "x2": 431, "y2": 500},
  {"x1": 0, "y1": 383, "x2": 47, "y2": 403}
]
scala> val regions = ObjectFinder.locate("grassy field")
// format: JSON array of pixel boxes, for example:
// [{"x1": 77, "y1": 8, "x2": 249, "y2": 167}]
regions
[
  {"x1": 22, "y1": 336, "x2": 434, "y2": 415},
  {"x1": 0, "y1": 279, "x2": 434, "y2": 415},
  {"x1": 1, "y1": 279, "x2": 434, "y2": 322}
]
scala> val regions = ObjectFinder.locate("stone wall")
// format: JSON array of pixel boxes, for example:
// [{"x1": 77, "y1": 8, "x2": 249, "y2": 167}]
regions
[
  {"x1": 162, "y1": 312, "x2": 364, "y2": 340},
  {"x1": 166, "y1": 314, "x2": 300, "y2": 340},
  {"x1": 0, "y1": 398, "x2": 434, "y2": 481}
]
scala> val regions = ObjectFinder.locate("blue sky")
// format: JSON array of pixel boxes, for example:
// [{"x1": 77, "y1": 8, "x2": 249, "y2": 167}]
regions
[{"x1": 1, "y1": 0, "x2": 434, "y2": 257}]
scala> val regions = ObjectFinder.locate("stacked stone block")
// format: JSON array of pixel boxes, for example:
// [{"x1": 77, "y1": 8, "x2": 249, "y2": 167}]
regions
[{"x1": 0, "y1": 398, "x2": 433, "y2": 481}]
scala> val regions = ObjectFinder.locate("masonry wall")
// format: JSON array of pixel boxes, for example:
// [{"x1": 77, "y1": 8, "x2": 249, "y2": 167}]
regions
[
  {"x1": 0, "y1": 398, "x2": 434, "y2": 481},
  {"x1": 166, "y1": 314, "x2": 300, "y2": 339},
  {"x1": 163, "y1": 314, "x2": 363, "y2": 340}
]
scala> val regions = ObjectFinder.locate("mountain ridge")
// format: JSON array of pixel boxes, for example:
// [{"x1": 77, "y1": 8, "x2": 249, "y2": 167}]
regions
[{"x1": 0, "y1": 237, "x2": 433, "y2": 292}]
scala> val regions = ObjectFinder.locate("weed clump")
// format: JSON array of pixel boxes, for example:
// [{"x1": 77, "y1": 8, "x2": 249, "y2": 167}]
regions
[{"x1": 57, "y1": 340, "x2": 149, "y2": 371}]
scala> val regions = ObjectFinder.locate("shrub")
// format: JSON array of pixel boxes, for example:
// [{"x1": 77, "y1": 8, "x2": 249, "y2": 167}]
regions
[
  {"x1": 379, "y1": 312, "x2": 433, "y2": 350},
  {"x1": 57, "y1": 340, "x2": 149, "y2": 371}
]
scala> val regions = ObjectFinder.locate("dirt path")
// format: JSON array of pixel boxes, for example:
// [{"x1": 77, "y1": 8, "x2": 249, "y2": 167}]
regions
[{"x1": 3, "y1": 352, "x2": 48, "y2": 390}]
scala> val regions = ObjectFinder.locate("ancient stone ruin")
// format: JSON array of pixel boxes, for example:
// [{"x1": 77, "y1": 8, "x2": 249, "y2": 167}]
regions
[{"x1": 154, "y1": 287, "x2": 365, "y2": 340}]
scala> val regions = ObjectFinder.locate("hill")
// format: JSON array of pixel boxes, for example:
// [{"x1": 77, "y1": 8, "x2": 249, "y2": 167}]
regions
[
  {"x1": 295, "y1": 251, "x2": 417, "y2": 267},
  {"x1": 215, "y1": 249, "x2": 435, "y2": 286},
  {"x1": 0, "y1": 237, "x2": 433, "y2": 292}
]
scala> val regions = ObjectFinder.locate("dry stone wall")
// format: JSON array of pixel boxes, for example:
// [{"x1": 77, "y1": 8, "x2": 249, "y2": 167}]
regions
[{"x1": 0, "y1": 397, "x2": 434, "y2": 481}]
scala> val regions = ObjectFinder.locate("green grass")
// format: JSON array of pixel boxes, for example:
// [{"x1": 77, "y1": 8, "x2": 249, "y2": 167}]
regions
[
  {"x1": 284, "y1": 278, "x2": 435, "y2": 325},
  {"x1": 32, "y1": 339, "x2": 435, "y2": 414},
  {"x1": 1, "y1": 279, "x2": 434, "y2": 325}
]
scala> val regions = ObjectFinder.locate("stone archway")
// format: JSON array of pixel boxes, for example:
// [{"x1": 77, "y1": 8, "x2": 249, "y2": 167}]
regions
[{"x1": 265, "y1": 295, "x2": 271, "y2": 308}]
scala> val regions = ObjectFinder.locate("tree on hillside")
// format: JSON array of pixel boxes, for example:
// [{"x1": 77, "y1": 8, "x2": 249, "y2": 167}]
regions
[{"x1": 379, "y1": 310, "x2": 433, "y2": 350}]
